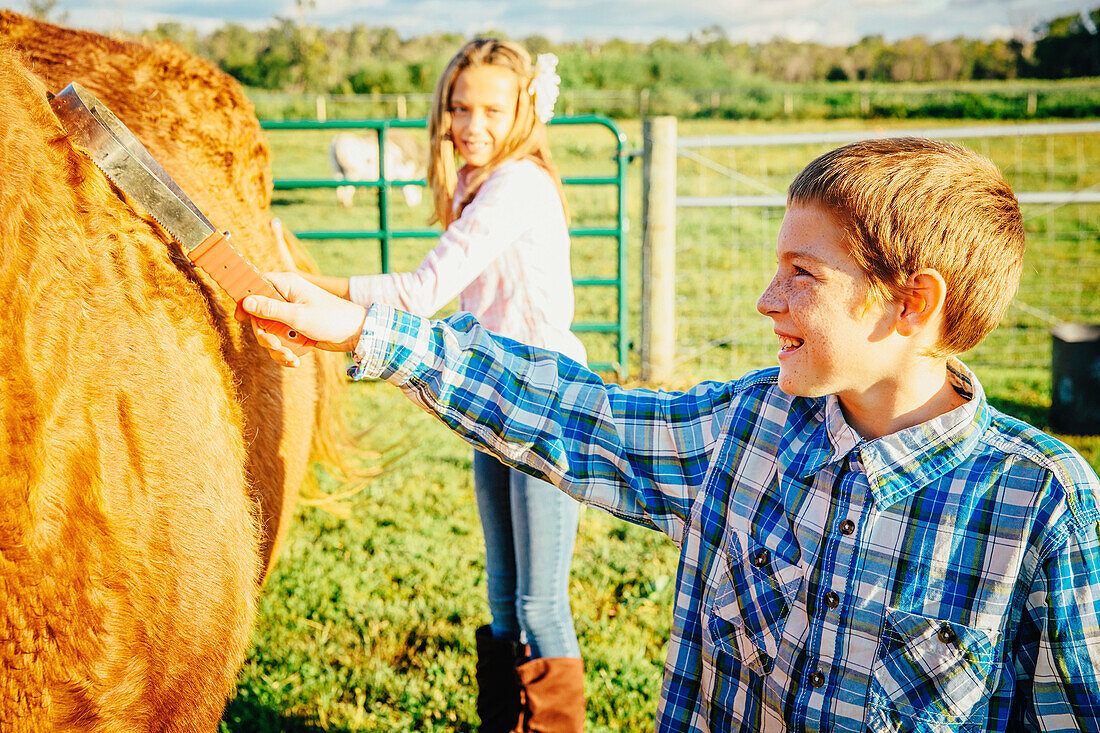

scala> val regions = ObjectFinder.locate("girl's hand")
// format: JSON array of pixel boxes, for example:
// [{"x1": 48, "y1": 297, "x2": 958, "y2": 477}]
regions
[{"x1": 238, "y1": 272, "x2": 368, "y2": 367}]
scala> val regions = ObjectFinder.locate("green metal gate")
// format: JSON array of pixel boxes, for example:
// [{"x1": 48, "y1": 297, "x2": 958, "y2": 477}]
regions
[{"x1": 260, "y1": 116, "x2": 630, "y2": 378}]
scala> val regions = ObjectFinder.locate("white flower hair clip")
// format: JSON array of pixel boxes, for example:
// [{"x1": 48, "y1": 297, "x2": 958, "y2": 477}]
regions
[{"x1": 528, "y1": 53, "x2": 561, "y2": 123}]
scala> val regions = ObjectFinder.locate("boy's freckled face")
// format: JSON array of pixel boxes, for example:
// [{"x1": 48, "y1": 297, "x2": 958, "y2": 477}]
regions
[
  {"x1": 449, "y1": 65, "x2": 518, "y2": 170},
  {"x1": 756, "y1": 202, "x2": 899, "y2": 400}
]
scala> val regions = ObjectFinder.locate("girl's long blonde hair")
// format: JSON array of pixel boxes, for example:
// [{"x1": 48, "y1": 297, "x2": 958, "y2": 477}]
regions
[{"x1": 427, "y1": 38, "x2": 568, "y2": 227}]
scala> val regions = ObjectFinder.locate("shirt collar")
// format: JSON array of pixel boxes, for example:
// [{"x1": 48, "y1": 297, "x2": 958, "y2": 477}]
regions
[
  {"x1": 783, "y1": 359, "x2": 991, "y2": 510},
  {"x1": 779, "y1": 396, "x2": 858, "y2": 482}
]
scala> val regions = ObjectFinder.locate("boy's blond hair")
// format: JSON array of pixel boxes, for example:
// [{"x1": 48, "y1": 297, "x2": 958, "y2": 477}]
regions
[
  {"x1": 427, "y1": 38, "x2": 568, "y2": 227},
  {"x1": 788, "y1": 137, "x2": 1025, "y2": 357}
]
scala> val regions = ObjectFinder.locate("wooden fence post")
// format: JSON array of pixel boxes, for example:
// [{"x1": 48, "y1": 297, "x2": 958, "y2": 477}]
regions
[{"x1": 641, "y1": 116, "x2": 677, "y2": 384}]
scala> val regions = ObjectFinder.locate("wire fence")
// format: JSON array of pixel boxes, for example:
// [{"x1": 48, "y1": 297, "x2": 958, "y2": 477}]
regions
[
  {"x1": 669, "y1": 121, "x2": 1100, "y2": 382},
  {"x1": 246, "y1": 81, "x2": 1100, "y2": 122}
]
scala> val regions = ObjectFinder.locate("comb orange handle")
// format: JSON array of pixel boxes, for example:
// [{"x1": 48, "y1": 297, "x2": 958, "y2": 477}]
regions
[{"x1": 189, "y1": 230, "x2": 315, "y2": 357}]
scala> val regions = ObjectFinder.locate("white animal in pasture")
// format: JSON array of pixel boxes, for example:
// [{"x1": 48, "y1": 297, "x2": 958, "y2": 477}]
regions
[{"x1": 330, "y1": 132, "x2": 425, "y2": 208}]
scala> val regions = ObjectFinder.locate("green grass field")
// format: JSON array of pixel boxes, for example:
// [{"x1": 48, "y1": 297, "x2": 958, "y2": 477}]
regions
[{"x1": 222, "y1": 117, "x2": 1100, "y2": 731}]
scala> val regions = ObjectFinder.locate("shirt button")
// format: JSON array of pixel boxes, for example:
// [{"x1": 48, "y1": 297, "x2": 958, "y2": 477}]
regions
[
  {"x1": 839, "y1": 519, "x2": 856, "y2": 535},
  {"x1": 938, "y1": 625, "x2": 957, "y2": 645},
  {"x1": 752, "y1": 549, "x2": 770, "y2": 568},
  {"x1": 809, "y1": 670, "x2": 826, "y2": 687},
  {"x1": 823, "y1": 591, "x2": 840, "y2": 609}
]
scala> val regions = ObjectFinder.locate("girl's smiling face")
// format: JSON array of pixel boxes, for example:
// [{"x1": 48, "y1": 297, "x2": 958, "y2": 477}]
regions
[
  {"x1": 756, "y1": 201, "x2": 902, "y2": 402},
  {"x1": 449, "y1": 65, "x2": 519, "y2": 170}
]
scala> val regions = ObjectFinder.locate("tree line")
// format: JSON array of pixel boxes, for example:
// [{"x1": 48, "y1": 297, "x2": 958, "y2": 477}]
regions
[{"x1": 127, "y1": 7, "x2": 1100, "y2": 97}]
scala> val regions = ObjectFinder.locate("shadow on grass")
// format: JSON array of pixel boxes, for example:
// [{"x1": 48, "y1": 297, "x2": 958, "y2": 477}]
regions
[
  {"x1": 221, "y1": 694, "x2": 350, "y2": 733},
  {"x1": 987, "y1": 395, "x2": 1050, "y2": 430},
  {"x1": 271, "y1": 195, "x2": 309, "y2": 207}
]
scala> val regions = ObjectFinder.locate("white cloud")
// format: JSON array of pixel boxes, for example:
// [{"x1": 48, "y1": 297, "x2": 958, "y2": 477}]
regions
[
  {"x1": 980, "y1": 23, "x2": 1018, "y2": 39},
  {"x1": 46, "y1": 0, "x2": 1086, "y2": 42}
]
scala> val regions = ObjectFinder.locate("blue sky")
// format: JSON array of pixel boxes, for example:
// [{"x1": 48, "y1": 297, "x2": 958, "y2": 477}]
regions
[{"x1": 40, "y1": 0, "x2": 1098, "y2": 44}]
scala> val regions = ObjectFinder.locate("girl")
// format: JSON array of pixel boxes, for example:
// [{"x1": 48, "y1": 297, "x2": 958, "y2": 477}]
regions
[{"x1": 297, "y1": 39, "x2": 586, "y2": 732}]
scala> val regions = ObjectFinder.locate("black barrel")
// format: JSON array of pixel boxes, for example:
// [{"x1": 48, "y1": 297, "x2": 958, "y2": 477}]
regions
[{"x1": 1051, "y1": 323, "x2": 1100, "y2": 435}]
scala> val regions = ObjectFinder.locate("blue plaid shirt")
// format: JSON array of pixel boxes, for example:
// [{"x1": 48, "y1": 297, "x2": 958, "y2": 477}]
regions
[{"x1": 352, "y1": 306, "x2": 1100, "y2": 732}]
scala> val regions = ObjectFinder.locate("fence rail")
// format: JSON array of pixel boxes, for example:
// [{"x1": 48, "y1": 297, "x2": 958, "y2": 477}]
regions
[
  {"x1": 247, "y1": 81, "x2": 1100, "y2": 121},
  {"x1": 641, "y1": 117, "x2": 1100, "y2": 383}
]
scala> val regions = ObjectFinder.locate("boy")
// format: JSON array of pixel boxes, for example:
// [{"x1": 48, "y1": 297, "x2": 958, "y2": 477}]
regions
[{"x1": 243, "y1": 138, "x2": 1100, "y2": 730}]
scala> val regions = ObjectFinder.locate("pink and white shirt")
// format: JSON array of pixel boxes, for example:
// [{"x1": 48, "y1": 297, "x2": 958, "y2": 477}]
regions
[{"x1": 348, "y1": 159, "x2": 586, "y2": 364}]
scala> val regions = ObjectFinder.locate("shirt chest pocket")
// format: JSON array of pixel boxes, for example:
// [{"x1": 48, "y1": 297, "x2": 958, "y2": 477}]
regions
[
  {"x1": 706, "y1": 531, "x2": 805, "y2": 677},
  {"x1": 868, "y1": 607, "x2": 1001, "y2": 733}
]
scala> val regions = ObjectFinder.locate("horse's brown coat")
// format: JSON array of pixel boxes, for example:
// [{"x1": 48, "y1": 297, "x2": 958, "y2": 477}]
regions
[{"x1": 0, "y1": 11, "x2": 339, "y2": 731}]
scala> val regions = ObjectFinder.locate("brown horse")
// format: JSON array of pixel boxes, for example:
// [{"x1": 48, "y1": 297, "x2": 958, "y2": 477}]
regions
[{"x1": 0, "y1": 11, "x2": 341, "y2": 731}]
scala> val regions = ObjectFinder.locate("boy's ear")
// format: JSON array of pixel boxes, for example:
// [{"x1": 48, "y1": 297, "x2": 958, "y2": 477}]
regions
[{"x1": 895, "y1": 268, "x2": 947, "y2": 338}]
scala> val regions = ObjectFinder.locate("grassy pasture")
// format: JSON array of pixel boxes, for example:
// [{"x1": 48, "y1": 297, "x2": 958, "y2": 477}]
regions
[
  {"x1": 223, "y1": 117, "x2": 1100, "y2": 731},
  {"x1": 671, "y1": 121, "x2": 1100, "y2": 384}
]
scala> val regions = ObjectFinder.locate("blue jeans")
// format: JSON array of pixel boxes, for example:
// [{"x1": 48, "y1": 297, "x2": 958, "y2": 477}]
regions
[{"x1": 473, "y1": 450, "x2": 581, "y2": 660}]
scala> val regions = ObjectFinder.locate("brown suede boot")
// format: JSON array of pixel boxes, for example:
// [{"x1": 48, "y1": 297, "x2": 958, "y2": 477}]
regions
[
  {"x1": 514, "y1": 657, "x2": 585, "y2": 732},
  {"x1": 475, "y1": 625, "x2": 527, "y2": 733}
]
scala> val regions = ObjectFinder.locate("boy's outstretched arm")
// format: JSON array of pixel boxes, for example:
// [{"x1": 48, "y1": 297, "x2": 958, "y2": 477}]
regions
[{"x1": 242, "y1": 274, "x2": 735, "y2": 542}]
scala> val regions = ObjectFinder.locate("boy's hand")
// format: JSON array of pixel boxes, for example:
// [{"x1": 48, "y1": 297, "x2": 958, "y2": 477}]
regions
[{"x1": 238, "y1": 272, "x2": 368, "y2": 368}]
